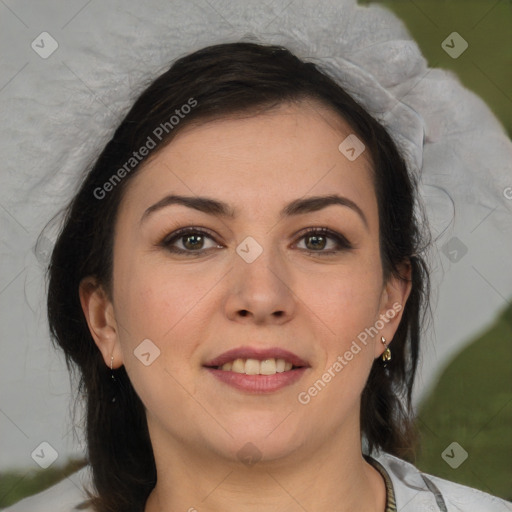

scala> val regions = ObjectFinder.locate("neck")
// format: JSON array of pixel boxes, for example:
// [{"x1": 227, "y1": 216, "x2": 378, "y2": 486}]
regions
[{"x1": 143, "y1": 418, "x2": 386, "y2": 512}]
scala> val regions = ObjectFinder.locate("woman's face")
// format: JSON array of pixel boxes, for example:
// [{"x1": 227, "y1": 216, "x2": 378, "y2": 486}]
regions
[{"x1": 83, "y1": 100, "x2": 410, "y2": 466}]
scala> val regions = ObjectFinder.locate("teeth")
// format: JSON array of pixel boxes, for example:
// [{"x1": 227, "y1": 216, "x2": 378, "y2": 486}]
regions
[
  {"x1": 245, "y1": 358, "x2": 260, "y2": 375},
  {"x1": 231, "y1": 359, "x2": 245, "y2": 373},
  {"x1": 219, "y1": 358, "x2": 296, "y2": 375},
  {"x1": 260, "y1": 358, "x2": 276, "y2": 375}
]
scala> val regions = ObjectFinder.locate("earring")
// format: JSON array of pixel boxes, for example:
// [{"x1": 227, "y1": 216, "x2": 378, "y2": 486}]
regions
[
  {"x1": 381, "y1": 336, "x2": 391, "y2": 366},
  {"x1": 109, "y1": 354, "x2": 117, "y2": 403}
]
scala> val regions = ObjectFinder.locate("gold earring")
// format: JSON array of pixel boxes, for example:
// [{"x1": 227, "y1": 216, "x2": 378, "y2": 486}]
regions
[{"x1": 381, "y1": 336, "x2": 391, "y2": 365}]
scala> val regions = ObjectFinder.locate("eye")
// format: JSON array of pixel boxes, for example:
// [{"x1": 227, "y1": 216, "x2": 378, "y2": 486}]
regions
[
  {"x1": 295, "y1": 227, "x2": 353, "y2": 255},
  {"x1": 160, "y1": 227, "x2": 220, "y2": 255}
]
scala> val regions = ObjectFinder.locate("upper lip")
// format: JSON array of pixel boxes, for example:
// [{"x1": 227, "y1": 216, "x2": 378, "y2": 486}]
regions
[{"x1": 203, "y1": 346, "x2": 310, "y2": 368}]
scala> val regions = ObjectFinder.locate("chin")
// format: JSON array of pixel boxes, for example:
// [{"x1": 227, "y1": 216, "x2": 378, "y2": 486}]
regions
[{"x1": 208, "y1": 420, "x2": 308, "y2": 465}]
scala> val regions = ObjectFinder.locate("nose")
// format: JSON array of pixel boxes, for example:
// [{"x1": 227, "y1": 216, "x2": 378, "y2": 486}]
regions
[{"x1": 223, "y1": 239, "x2": 297, "y2": 325}]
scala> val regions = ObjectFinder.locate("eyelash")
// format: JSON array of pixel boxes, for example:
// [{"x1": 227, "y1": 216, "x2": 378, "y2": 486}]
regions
[{"x1": 159, "y1": 226, "x2": 353, "y2": 256}]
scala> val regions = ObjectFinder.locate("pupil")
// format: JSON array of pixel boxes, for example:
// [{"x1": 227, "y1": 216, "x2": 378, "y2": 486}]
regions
[
  {"x1": 184, "y1": 234, "x2": 203, "y2": 250},
  {"x1": 307, "y1": 235, "x2": 325, "y2": 250}
]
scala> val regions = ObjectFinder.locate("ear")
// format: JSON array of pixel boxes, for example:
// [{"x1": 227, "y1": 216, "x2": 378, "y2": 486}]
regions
[
  {"x1": 374, "y1": 260, "x2": 413, "y2": 359},
  {"x1": 79, "y1": 276, "x2": 124, "y2": 369}
]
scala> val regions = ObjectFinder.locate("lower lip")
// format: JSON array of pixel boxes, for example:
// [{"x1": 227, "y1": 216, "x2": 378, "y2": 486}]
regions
[{"x1": 204, "y1": 367, "x2": 308, "y2": 393}]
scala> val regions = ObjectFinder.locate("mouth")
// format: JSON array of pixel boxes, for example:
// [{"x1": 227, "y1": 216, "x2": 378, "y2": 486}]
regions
[{"x1": 203, "y1": 346, "x2": 310, "y2": 392}]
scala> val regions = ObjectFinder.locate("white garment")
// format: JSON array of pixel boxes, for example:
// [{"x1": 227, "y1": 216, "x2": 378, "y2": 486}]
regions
[{"x1": 3, "y1": 452, "x2": 511, "y2": 511}]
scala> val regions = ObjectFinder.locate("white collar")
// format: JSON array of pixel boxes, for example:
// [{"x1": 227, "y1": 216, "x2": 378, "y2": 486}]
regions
[{"x1": 371, "y1": 451, "x2": 512, "y2": 511}]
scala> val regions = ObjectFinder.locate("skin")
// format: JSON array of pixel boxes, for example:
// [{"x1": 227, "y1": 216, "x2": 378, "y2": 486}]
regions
[{"x1": 80, "y1": 99, "x2": 412, "y2": 512}]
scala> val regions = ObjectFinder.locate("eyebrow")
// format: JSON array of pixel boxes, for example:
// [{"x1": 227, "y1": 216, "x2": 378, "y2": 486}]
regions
[{"x1": 140, "y1": 193, "x2": 369, "y2": 230}]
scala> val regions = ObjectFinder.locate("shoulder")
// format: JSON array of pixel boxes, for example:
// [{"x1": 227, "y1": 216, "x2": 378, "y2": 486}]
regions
[
  {"x1": 373, "y1": 451, "x2": 512, "y2": 512},
  {"x1": 2, "y1": 466, "x2": 95, "y2": 512}
]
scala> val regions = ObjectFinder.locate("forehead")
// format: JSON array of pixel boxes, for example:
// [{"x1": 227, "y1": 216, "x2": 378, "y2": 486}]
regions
[{"x1": 118, "y1": 101, "x2": 377, "y2": 227}]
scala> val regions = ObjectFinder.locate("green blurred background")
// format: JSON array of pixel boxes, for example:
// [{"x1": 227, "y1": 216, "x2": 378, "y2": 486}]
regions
[
  {"x1": 0, "y1": 0, "x2": 511, "y2": 508},
  {"x1": 415, "y1": 302, "x2": 512, "y2": 500}
]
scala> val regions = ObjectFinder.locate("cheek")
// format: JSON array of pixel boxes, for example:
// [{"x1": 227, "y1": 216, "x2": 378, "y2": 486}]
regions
[
  {"x1": 112, "y1": 263, "x2": 215, "y2": 412},
  {"x1": 115, "y1": 263, "x2": 205, "y2": 337},
  {"x1": 298, "y1": 254, "x2": 383, "y2": 404},
  {"x1": 113, "y1": 258, "x2": 219, "y2": 371},
  {"x1": 303, "y1": 259, "x2": 383, "y2": 337}
]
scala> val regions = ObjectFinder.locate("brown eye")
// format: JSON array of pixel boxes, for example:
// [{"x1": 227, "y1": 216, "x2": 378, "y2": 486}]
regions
[
  {"x1": 304, "y1": 233, "x2": 328, "y2": 251},
  {"x1": 181, "y1": 233, "x2": 205, "y2": 250},
  {"x1": 161, "y1": 228, "x2": 220, "y2": 254},
  {"x1": 296, "y1": 228, "x2": 352, "y2": 255}
]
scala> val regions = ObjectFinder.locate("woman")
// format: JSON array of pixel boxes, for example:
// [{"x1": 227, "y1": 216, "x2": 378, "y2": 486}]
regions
[{"x1": 6, "y1": 42, "x2": 510, "y2": 512}]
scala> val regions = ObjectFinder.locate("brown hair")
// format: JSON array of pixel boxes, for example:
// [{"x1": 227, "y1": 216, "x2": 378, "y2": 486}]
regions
[{"x1": 44, "y1": 41, "x2": 431, "y2": 511}]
